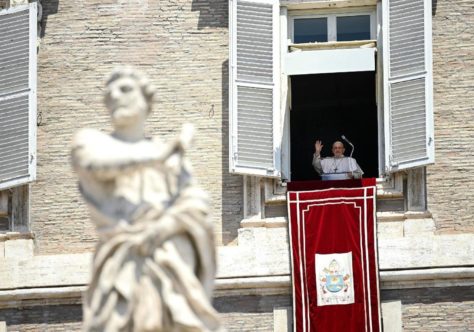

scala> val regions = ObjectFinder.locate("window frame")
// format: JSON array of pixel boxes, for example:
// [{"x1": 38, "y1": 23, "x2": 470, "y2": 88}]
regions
[
  {"x1": 231, "y1": 0, "x2": 432, "y2": 214},
  {"x1": 289, "y1": 8, "x2": 377, "y2": 44},
  {"x1": 229, "y1": 0, "x2": 434, "y2": 182},
  {"x1": 283, "y1": 6, "x2": 379, "y2": 181}
]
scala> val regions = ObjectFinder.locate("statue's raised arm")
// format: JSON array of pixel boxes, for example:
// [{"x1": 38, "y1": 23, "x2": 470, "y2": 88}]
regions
[{"x1": 72, "y1": 67, "x2": 222, "y2": 332}]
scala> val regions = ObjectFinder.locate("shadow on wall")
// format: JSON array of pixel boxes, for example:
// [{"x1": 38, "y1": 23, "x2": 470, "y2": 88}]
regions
[
  {"x1": 191, "y1": 0, "x2": 228, "y2": 29},
  {"x1": 213, "y1": 294, "x2": 292, "y2": 313},
  {"x1": 382, "y1": 286, "x2": 474, "y2": 305},
  {"x1": 0, "y1": 304, "x2": 83, "y2": 326},
  {"x1": 432, "y1": 0, "x2": 437, "y2": 15},
  {"x1": 39, "y1": 0, "x2": 59, "y2": 38},
  {"x1": 221, "y1": 59, "x2": 243, "y2": 245}
]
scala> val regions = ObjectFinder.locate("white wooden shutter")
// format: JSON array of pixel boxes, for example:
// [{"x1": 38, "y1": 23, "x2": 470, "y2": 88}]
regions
[
  {"x1": 0, "y1": 3, "x2": 37, "y2": 190},
  {"x1": 382, "y1": 0, "x2": 434, "y2": 172},
  {"x1": 229, "y1": 0, "x2": 281, "y2": 177}
]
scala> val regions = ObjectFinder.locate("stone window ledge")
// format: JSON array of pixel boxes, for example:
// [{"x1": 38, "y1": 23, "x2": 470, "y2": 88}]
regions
[{"x1": 0, "y1": 231, "x2": 34, "y2": 242}]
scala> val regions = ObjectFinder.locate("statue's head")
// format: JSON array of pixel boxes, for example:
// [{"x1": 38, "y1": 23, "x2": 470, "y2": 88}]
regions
[{"x1": 104, "y1": 67, "x2": 156, "y2": 129}]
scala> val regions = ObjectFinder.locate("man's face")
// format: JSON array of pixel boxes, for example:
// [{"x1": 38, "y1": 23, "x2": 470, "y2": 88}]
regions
[
  {"x1": 332, "y1": 142, "x2": 345, "y2": 158},
  {"x1": 105, "y1": 76, "x2": 148, "y2": 128}
]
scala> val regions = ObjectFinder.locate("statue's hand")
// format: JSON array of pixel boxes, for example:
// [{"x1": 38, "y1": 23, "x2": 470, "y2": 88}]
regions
[
  {"x1": 149, "y1": 124, "x2": 194, "y2": 162},
  {"x1": 136, "y1": 215, "x2": 183, "y2": 256}
]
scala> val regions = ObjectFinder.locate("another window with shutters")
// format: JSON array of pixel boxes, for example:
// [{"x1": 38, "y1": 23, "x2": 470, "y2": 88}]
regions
[
  {"x1": 382, "y1": 0, "x2": 434, "y2": 172},
  {"x1": 0, "y1": 3, "x2": 37, "y2": 232},
  {"x1": 229, "y1": 0, "x2": 281, "y2": 178},
  {"x1": 0, "y1": 3, "x2": 37, "y2": 191}
]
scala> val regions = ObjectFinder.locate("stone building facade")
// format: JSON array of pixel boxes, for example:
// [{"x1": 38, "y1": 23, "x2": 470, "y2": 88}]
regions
[{"x1": 0, "y1": 0, "x2": 473, "y2": 331}]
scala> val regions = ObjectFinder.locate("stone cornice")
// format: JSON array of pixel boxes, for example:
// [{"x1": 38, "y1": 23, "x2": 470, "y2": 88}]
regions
[
  {"x1": 1, "y1": 267, "x2": 474, "y2": 309},
  {"x1": 1, "y1": 232, "x2": 474, "y2": 308}
]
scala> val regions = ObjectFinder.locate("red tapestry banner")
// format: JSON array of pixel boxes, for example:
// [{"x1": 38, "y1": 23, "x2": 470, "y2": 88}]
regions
[{"x1": 287, "y1": 179, "x2": 381, "y2": 332}]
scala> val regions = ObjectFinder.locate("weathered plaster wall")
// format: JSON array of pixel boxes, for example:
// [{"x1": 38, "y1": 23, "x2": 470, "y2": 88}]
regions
[
  {"x1": 33, "y1": 0, "x2": 242, "y2": 254},
  {"x1": 428, "y1": 0, "x2": 474, "y2": 233}
]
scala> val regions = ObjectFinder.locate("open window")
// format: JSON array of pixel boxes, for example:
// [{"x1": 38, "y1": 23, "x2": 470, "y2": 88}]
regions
[
  {"x1": 229, "y1": 0, "x2": 434, "y2": 180},
  {"x1": 290, "y1": 72, "x2": 378, "y2": 181}
]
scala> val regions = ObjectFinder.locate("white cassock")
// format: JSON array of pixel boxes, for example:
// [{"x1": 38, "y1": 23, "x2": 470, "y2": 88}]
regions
[{"x1": 312, "y1": 154, "x2": 364, "y2": 179}]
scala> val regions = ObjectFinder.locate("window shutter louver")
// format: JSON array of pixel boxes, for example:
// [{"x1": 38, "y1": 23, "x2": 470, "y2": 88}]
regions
[
  {"x1": 0, "y1": 3, "x2": 37, "y2": 190},
  {"x1": 229, "y1": 0, "x2": 281, "y2": 177},
  {"x1": 382, "y1": 0, "x2": 434, "y2": 172}
]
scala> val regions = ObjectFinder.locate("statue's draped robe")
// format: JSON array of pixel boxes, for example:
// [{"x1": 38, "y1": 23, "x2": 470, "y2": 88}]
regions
[{"x1": 77, "y1": 146, "x2": 220, "y2": 332}]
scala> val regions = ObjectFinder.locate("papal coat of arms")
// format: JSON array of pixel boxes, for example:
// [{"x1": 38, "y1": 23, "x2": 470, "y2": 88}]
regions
[{"x1": 315, "y1": 252, "x2": 355, "y2": 306}]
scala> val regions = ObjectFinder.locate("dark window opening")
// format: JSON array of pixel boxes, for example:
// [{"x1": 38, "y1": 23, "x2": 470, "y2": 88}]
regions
[
  {"x1": 294, "y1": 18, "x2": 328, "y2": 43},
  {"x1": 0, "y1": 191, "x2": 10, "y2": 232},
  {"x1": 336, "y1": 15, "x2": 371, "y2": 41},
  {"x1": 290, "y1": 72, "x2": 378, "y2": 181}
]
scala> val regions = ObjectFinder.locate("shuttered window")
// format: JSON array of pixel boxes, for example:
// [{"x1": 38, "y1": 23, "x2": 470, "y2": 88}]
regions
[
  {"x1": 0, "y1": 3, "x2": 37, "y2": 190},
  {"x1": 229, "y1": 0, "x2": 281, "y2": 177},
  {"x1": 382, "y1": 0, "x2": 434, "y2": 172},
  {"x1": 229, "y1": 0, "x2": 435, "y2": 178}
]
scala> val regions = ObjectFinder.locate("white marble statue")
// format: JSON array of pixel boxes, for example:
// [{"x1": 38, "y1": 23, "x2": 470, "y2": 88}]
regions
[{"x1": 72, "y1": 67, "x2": 222, "y2": 332}]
